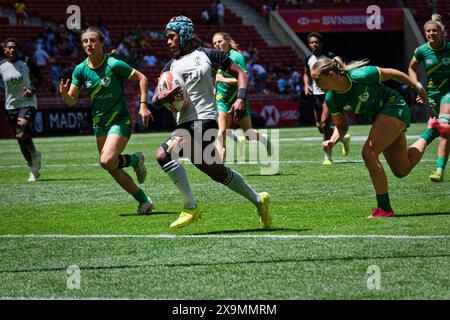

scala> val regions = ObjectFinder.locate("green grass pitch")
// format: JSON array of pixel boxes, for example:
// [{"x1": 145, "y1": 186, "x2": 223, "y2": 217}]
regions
[{"x1": 0, "y1": 123, "x2": 449, "y2": 299}]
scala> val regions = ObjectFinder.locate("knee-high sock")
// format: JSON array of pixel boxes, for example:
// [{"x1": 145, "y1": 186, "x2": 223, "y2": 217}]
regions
[
  {"x1": 222, "y1": 167, "x2": 260, "y2": 207},
  {"x1": 162, "y1": 160, "x2": 196, "y2": 210}
]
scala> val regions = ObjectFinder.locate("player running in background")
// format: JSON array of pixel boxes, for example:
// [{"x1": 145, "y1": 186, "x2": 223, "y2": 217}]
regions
[
  {"x1": 152, "y1": 16, "x2": 271, "y2": 229},
  {"x1": 408, "y1": 15, "x2": 450, "y2": 182},
  {"x1": 212, "y1": 32, "x2": 271, "y2": 160},
  {"x1": 0, "y1": 38, "x2": 42, "y2": 181},
  {"x1": 312, "y1": 56, "x2": 430, "y2": 218},
  {"x1": 59, "y1": 26, "x2": 154, "y2": 214},
  {"x1": 303, "y1": 32, "x2": 350, "y2": 165}
]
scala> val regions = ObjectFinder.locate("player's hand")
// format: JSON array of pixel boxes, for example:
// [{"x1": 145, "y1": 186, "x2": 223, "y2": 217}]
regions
[
  {"x1": 138, "y1": 104, "x2": 154, "y2": 128},
  {"x1": 59, "y1": 79, "x2": 71, "y2": 97},
  {"x1": 417, "y1": 87, "x2": 428, "y2": 105},
  {"x1": 229, "y1": 99, "x2": 246, "y2": 123},
  {"x1": 322, "y1": 140, "x2": 335, "y2": 153},
  {"x1": 304, "y1": 84, "x2": 313, "y2": 96},
  {"x1": 215, "y1": 74, "x2": 226, "y2": 83},
  {"x1": 22, "y1": 87, "x2": 35, "y2": 97},
  {"x1": 158, "y1": 85, "x2": 183, "y2": 104}
]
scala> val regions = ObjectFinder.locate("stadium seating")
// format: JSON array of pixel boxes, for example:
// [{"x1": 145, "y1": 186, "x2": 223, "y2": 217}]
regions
[{"x1": 0, "y1": 0, "x2": 304, "y2": 102}]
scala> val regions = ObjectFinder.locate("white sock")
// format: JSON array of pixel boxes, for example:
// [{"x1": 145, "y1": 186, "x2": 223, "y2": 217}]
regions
[
  {"x1": 162, "y1": 160, "x2": 196, "y2": 209},
  {"x1": 223, "y1": 167, "x2": 260, "y2": 207},
  {"x1": 230, "y1": 130, "x2": 240, "y2": 143}
]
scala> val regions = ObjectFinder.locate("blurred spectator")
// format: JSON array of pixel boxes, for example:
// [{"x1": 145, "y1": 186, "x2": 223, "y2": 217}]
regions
[
  {"x1": 216, "y1": 0, "x2": 225, "y2": 25},
  {"x1": 143, "y1": 54, "x2": 158, "y2": 67},
  {"x1": 201, "y1": 8, "x2": 211, "y2": 25},
  {"x1": 243, "y1": 41, "x2": 259, "y2": 62},
  {"x1": 210, "y1": 1, "x2": 218, "y2": 24},
  {"x1": 277, "y1": 75, "x2": 288, "y2": 94},
  {"x1": 33, "y1": 43, "x2": 51, "y2": 67},
  {"x1": 115, "y1": 37, "x2": 133, "y2": 63},
  {"x1": 96, "y1": 17, "x2": 112, "y2": 49},
  {"x1": 428, "y1": 0, "x2": 438, "y2": 15},
  {"x1": 288, "y1": 69, "x2": 302, "y2": 97},
  {"x1": 131, "y1": 24, "x2": 144, "y2": 40},
  {"x1": 14, "y1": 0, "x2": 27, "y2": 25},
  {"x1": 50, "y1": 64, "x2": 61, "y2": 96},
  {"x1": 246, "y1": 61, "x2": 256, "y2": 92},
  {"x1": 251, "y1": 61, "x2": 267, "y2": 92}
]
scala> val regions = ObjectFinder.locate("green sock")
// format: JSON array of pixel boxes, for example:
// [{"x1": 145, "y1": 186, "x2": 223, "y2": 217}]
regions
[
  {"x1": 436, "y1": 157, "x2": 448, "y2": 172},
  {"x1": 376, "y1": 193, "x2": 392, "y2": 212},
  {"x1": 420, "y1": 128, "x2": 440, "y2": 145},
  {"x1": 129, "y1": 154, "x2": 140, "y2": 168},
  {"x1": 133, "y1": 188, "x2": 149, "y2": 204}
]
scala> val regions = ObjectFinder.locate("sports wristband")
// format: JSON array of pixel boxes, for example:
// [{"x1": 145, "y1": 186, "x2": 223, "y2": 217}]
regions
[
  {"x1": 237, "y1": 88, "x2": 247, "y2": 100},
  {"x1": 415, "y1": 82, "x2": 424, "y2": 92}
]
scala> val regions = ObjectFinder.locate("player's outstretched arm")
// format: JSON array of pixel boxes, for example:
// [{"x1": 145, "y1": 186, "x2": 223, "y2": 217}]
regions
[
  {"x1": 130, "y1": 70, "x2": 153, "y2": 127},
  {"x1": 227, "y1": 62, "x2": 248, "y2": 123},
  {"x1": 323, "y1": 113, "x2": 348, "y2": 153},
  {"x1": 379, "y1": 67, "x2": 428, "y2": 104}
]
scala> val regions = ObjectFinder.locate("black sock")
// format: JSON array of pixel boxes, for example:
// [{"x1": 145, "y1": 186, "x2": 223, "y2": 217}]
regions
[{"x1": 118, "y1": 154, "x2": 131, "y2": 168}]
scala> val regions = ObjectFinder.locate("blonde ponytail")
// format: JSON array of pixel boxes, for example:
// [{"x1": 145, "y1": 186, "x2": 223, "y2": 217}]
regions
[{"x1": 313, "y1": 56, "x2": 369, "y2": 75}]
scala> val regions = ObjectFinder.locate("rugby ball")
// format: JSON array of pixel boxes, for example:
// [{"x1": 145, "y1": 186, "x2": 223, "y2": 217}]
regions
[{"x1": 157, "y1": 71, "x2": 188, "y2": 112}]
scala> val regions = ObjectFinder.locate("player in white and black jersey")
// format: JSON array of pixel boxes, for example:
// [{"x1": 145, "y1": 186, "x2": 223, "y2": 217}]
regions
[
  {"x1": 303, "y1": 32, "x2": 350, "y2": 165},
  {"x1": 151, "y1": 16, "x2": 271, "y2": 230},
  {"x1": 0, "y1": 38, "x2": 42, "y2": 181}
]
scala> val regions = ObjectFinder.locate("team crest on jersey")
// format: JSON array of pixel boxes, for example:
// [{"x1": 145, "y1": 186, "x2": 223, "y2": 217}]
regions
[
  {"x1": 85, "y1": 80, "x2": 93, "y2": 88},
  {"x1": 343, "y1": 105, "x2": 352, "y2": 111},
  {"x1": 101, "y1": 76, "x2": 111, "y2": 87},
  {"x1": 425, "y1": 59, "x2": 433, "y2": 66},
  {"x1": 442, "y1": 58, "x2": 450, "y2": 65},
  {"x1": 358, "y1": 92, "x2": 370, "y2": 102}
]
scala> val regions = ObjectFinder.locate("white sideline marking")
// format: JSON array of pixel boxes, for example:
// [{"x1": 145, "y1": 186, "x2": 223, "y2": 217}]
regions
[
  {"x1": 0, "y1": 158, "x2": 437, "y2": 169},
  {"x1": 0, "y1": 234, "x2": 448, "y2": 239}
]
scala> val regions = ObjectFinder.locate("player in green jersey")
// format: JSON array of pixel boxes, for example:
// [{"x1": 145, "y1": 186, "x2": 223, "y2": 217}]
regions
[
  {"x1": 311, "y1": 56, "x2": 430, "y2": 218},
  {"x1": 408, "y1": 15, "x2": 450, "y2": 182},
  {"x1": 59, "y1": 27, "x2": 155, "y2": 214},
  {"x1": 212, "y1": 32, "x2": 272, "y2": 161}
]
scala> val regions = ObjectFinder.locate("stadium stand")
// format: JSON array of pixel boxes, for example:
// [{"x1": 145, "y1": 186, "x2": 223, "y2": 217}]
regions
[
  {"x1": 0, "y1": 0, "x2": 304, "y2": 104},
  {"x1": 1, "y1": 0, "x2": 446, "y2": 134}
]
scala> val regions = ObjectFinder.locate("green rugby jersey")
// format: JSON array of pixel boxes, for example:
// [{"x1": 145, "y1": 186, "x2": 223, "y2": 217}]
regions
[
  {"x1": 71, "y1": 55, "x2": 135, "y2": 127},
  {"x1": 215, "y1": 49, "x2": 247, "y2": 105},
  {"x1": 413, "y1": 41, "x2": 450, "y2": 92},
  {"x1": 326, "y1": 66, "x2": 404, "y2": 122}
]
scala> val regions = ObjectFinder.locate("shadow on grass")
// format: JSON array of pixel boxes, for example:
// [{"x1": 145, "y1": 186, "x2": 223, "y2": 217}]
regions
[
  {"x1": 119, "y1": 211, "x2": 177, "y2": 217},
  {"x1": 244, "y1": 172, "x2": 293, "y2": 177},
  {"x1": 395, "y1": 212, "x2": 450, "y2": 218},
  {"x1": 195, "y1": 228, "x2": 312, "y2": 235},
  {"x1": 35, "y1": 178, "x2": 95, "y2": 182},
  {"x1": 3, "y1": 253, "x2": 450, "y2": 274},
  {"x1": 330, "y1": 160, "x2": 362, "y2": 164}
]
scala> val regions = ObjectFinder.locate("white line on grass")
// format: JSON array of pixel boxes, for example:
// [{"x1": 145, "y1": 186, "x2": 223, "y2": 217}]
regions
[
  {"x1": 0, "y1": 158, "x2": 437, "y2": 169},
  {"x1": 0, "y1": 234, "x2": 448, "y2": 239}
]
